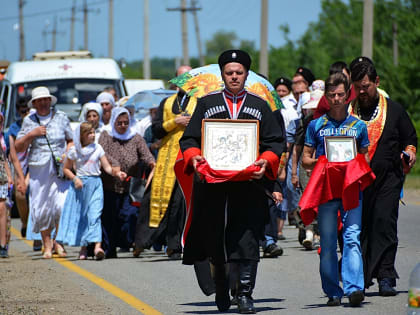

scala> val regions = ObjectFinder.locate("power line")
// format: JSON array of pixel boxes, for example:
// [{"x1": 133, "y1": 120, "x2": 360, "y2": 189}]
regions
[{"x1": 0, "y1": 0, "x2": 107, "y2": 22}]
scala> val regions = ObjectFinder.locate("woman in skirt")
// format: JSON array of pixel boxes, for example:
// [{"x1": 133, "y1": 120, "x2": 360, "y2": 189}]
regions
[{"x1": 57, "y1": 122, "x2": 126, "y2": 260}]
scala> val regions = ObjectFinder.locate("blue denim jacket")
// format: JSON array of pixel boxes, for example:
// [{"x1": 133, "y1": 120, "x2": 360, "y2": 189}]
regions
[{"x1": 17, "y1": 110, "x2": 73, "y2": 167}]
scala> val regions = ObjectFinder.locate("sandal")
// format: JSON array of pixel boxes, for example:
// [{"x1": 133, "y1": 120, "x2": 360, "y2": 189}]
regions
[
  {"x1": 43, "y1": 250, "x2": 52, "y2": 259},
  {"x1": 94, "y1": 248, "x2": 105, "y2": 261},
  {"x1": 54, "y1": 241, "x2": 67, "y2": 258},
  {"x1": 79, "y1": 248, "x2": 88, "y2": 260},
  {"x1": 133, "y1": 247, "x2": 143, "y2": 258}
]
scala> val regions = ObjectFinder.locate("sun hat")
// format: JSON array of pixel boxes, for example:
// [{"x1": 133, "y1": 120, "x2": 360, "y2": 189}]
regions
[
  {"x1": 28, "y1": 86, "x2": 57, "y2": 107},
  {"x1": 311, "y1": 80, "x2": 325, "y2": 92},
  {"x1": 302, "y1": 89, "x2": 324, "y2": 109}
]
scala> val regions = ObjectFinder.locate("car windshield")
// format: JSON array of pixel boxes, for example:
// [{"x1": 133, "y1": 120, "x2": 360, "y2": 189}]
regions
[{"x1": 13, "y1": 78, "x2": 122, "y2": 122}]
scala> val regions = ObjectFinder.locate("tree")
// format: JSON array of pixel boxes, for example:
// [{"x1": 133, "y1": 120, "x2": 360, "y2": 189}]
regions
[{"x1": 205, "y1": 30, "x2": 238, "y2": 59}]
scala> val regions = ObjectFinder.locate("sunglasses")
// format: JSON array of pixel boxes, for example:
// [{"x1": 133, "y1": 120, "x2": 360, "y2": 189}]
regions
[{"x1": 19, "y1": 108, "x2": 29, "y2": 115}]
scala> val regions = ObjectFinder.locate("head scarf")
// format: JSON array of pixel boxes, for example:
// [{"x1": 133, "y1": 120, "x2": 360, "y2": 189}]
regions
[
  {"x1": 96, "y1": 92, "x2": 116, "y2": 107},
  {"x1": 79, "y1": 102, "x2": 103, "y2": 122},
  {"x1": 73, "y1": 123, "x2": 97, "y2": 160},
  {"x1": 110, "y1": 107, "x2": 136, "y2": 141}
]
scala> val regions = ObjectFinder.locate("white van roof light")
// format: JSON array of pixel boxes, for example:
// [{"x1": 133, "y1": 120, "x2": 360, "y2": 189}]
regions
[{"x1": 32, "y1": 51, "x2": 93, "y2": 60}]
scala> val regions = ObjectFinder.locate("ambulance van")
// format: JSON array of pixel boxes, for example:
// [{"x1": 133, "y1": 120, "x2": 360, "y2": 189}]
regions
[{"x1": 0, "y1": 51, "x2": 127, "y2": 129}]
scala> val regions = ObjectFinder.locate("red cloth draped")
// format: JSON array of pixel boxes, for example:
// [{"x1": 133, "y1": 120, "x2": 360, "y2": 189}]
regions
[
  {"x1": 175, "y1": 149, "x2": 279, "y2": 246},
  {"x1": 299, "y1": 154, "x2": 376, "y2": 226},
  {"x1": 196, "y1": 160, "x2": 260, "y2": 183},
  {"x1": 174, "y1": 150, "x2": 194, "y2": 247}
]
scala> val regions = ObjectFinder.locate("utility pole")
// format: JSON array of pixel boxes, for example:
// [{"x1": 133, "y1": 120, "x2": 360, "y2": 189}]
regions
[
  {"x1": 45, "y1": 16, "x2": 65, "y2": 51},
  {"x1": 167, "y1": 1, "x2": 201, "y2": 66},
  {"x1": 392, "y1": 21, "x2": 398, "y2": 66},
  {"x1": 80, "y1": 0, "x2": 99, "y2": 51},
  {"x1": 70, "y1": 0, "x2": 76, "y2": 51},
  {"x1": 61, "y1": 0, "x2": 79, "y2": 51},
  {"x1": 181, "y1": 0, "x2": 188, "y2": 66},
  {"x1": 362, "y1": 0, "x2": 374, "y2": 59},
  {"x1": 19, "y1": 0, "x2": 25, "y2": 61},
  {"x1": 108, "y1": 0, "x2": 114, "y2": 58},
  {"x1": 259, "y1": 0, "x2": 268, "y2": 77},
  {"x1": 191, "y1": 0, "x2": 204, "y2": 66},
  {"x1": 52, "y1": 16, "x2": 57, "y2": 51},
  {"x1": 143, "y1": 0, "x2": 151, "y2": 79},
  {"x1": 83, "y1": 0, "x2": 89, "y2": 50}
]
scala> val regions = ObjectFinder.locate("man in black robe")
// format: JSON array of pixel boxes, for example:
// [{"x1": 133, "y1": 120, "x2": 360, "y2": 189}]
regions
[
  {"x1": 349, "y1": 58, "x2": 417, "y2": 296},
  {"x1": 179, "y1": 50, "x2": 285, "y2": 314}
]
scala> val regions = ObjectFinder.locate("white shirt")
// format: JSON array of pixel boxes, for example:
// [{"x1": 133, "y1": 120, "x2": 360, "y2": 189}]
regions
[
  {"x1": 281, "y1": 93, "x2": 299, "y2": 130},
  {"x1": 67, "y1": 144, "x2": 105, "y2": 177},
  {"x1": 136, "y1": 115, "x2": 152, "y2": 137}
]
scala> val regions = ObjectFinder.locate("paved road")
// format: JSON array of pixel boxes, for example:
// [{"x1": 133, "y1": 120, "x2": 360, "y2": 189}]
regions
[{"x1": 8, "y1": 201, "x2": 420, "y2": 315}]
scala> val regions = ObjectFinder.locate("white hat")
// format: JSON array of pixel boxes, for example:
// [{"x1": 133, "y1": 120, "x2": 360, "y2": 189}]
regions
[
  {"x1": 28, "y1": 86, "x2": 57, "y2": 107},
  {"x1": 96, "y1": 92, "x2": 116, "y2": 107},
  {"x1": 302, "y1": 89, "x2": 324, "y2": 109}
]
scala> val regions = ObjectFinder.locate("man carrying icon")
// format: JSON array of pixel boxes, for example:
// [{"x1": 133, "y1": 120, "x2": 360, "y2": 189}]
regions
[
  {"x1": 301, "y1": 72, "x2": 373, "y2": 307},
  {"x1": 179, "y1": 50, "x2": 284, "y2": 314}
]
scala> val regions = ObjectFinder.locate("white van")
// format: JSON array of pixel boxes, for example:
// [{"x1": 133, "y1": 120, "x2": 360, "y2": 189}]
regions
[{"x1": 0, "y1": 51, "x2": 127, "y2": 129}]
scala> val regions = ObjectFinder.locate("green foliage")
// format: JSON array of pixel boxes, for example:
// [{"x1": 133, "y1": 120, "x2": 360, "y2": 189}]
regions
[
  {"x1": 121, "y1": 0, "x2": 420, "y2": 123},
  {"x1": 205, "y1": 30, "x2": 238, "y2": 57},
  {"x1": 121, "y1": 57, "x2": 201, "y2": 86},
  {"x1": 267, "y1": 0, "x2": 420, "y2": 122}
]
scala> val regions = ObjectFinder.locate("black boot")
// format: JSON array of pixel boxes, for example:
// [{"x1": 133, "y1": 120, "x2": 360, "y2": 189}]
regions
[
  {"x1": 378, "y1": 278, "x2": 397, "y2": 296},
  {"x1": 230, "y1": 262, "x2": 239, "y2": 305},
  {"x1": 214, "y1": 264, "x2": 231, "y2": 312},
  {"x1": 237, "y1": 260, "x2": 257, "y2": 314}
]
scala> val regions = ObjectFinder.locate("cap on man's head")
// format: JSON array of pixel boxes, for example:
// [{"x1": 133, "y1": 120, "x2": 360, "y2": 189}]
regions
[
  {"x1": 349, "y1": 56, "x2": 374, "y2": 72},
  {"x1": 0, "y1": 68, "x2": 6, "y2": 74},
  {"x1": 218, "y1": 50, "x2": 251, "y2": 71},
  {"x1": 295, "y1": 67, "x2": 315, "y2": 86},
  {"x1": 273, "y1": 77, "x2": 292, "y2": 91}
]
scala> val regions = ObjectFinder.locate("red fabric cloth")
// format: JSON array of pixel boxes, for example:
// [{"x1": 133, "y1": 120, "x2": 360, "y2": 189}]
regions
[
  {"x1": 175, "y1": 148, "x2": 280, "y2": 245},
  {"x1": 182, "y1": 147, "x2": 201, "y2": 174},
  {"x1": 174, "y1": 150, "x2": 194, "y2": 247},
  {"x1": 196, "y1": 160, "x2": 260, "y2": 183},
  {"x1": 299, "y1": 154, "x2": 376, "y2": 226},
  {"x1": 313, "y1": 85, "x2": 357, "y2": 119},
  {"x1": 259, "y1": 151, "x2": 280, "y2": 180}
]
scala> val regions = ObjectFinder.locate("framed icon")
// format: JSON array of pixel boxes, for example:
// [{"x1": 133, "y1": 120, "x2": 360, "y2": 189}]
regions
[
  {"x1": 201, "y1": 119, "x2": 259, "y2": 171},
  {"x1": 324, "y1": 136, "x2": 357, "y2": 162}
]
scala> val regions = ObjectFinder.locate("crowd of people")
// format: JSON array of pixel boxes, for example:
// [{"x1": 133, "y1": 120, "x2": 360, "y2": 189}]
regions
[{"x1": 0, "y1": 49, "x2": 417, "y2": 314}]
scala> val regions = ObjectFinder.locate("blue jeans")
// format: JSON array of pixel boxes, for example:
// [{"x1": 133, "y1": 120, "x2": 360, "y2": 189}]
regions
[{"x1": 318, "y1": 197, "x2": 364, "y2": 298}]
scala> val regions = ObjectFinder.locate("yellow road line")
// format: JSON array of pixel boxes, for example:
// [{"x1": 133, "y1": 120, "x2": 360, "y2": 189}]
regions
[{"x1": 10, "y1": 226, "x2": 162, "y2": 315}]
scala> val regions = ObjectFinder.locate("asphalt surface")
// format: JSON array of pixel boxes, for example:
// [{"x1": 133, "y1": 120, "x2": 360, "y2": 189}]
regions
[{"x1": 7, "y1": 201, "x2": 420, "y2": 315}]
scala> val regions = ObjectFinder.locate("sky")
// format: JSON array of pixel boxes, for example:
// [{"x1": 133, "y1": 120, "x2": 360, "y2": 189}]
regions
[{"x1": 0, "y1": 0, "x2": 322, "y2": 63}]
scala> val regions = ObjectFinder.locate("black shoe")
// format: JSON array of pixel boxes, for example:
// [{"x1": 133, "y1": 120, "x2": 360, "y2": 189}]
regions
[
  {"x1": 214, "y1": 264, "x2": 230, "y2": 312},
  {"x1": 263, "y1": 244, "x2": 283, "y2": 258},
  {"x1": 21, "y1": 227, "x2": 27, "y2": 238},
  {"x1": 33, "y1": 240, "x2": 42, "y2": 251},
  {"x1": 168, "y1": 252, "x2": 182, "y2": 260},
  {"x1": 105, "y1": 250, "x2": 117, "y2": 259},
  {"x1": 231, "y1": 295, "x2": 238, "y2": 305},
  {"x1": 326, "y1": 297, "x2": 341, "y2": 306},
  {"x1": 215, "y1": 290, "x2": 230, "y2": 312},
  {"x1": 379, "y1": 278, "x2": 397, "y2": 296},
  {"x1": 237, "y1": 295, "x2": 256, "y2": 314},
  {"x1": 348, "y1": 290, "x2": 364, "y2": 306},
  {"x1": 0, "y1": 245, "x2": 8, "y2": 258}
]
